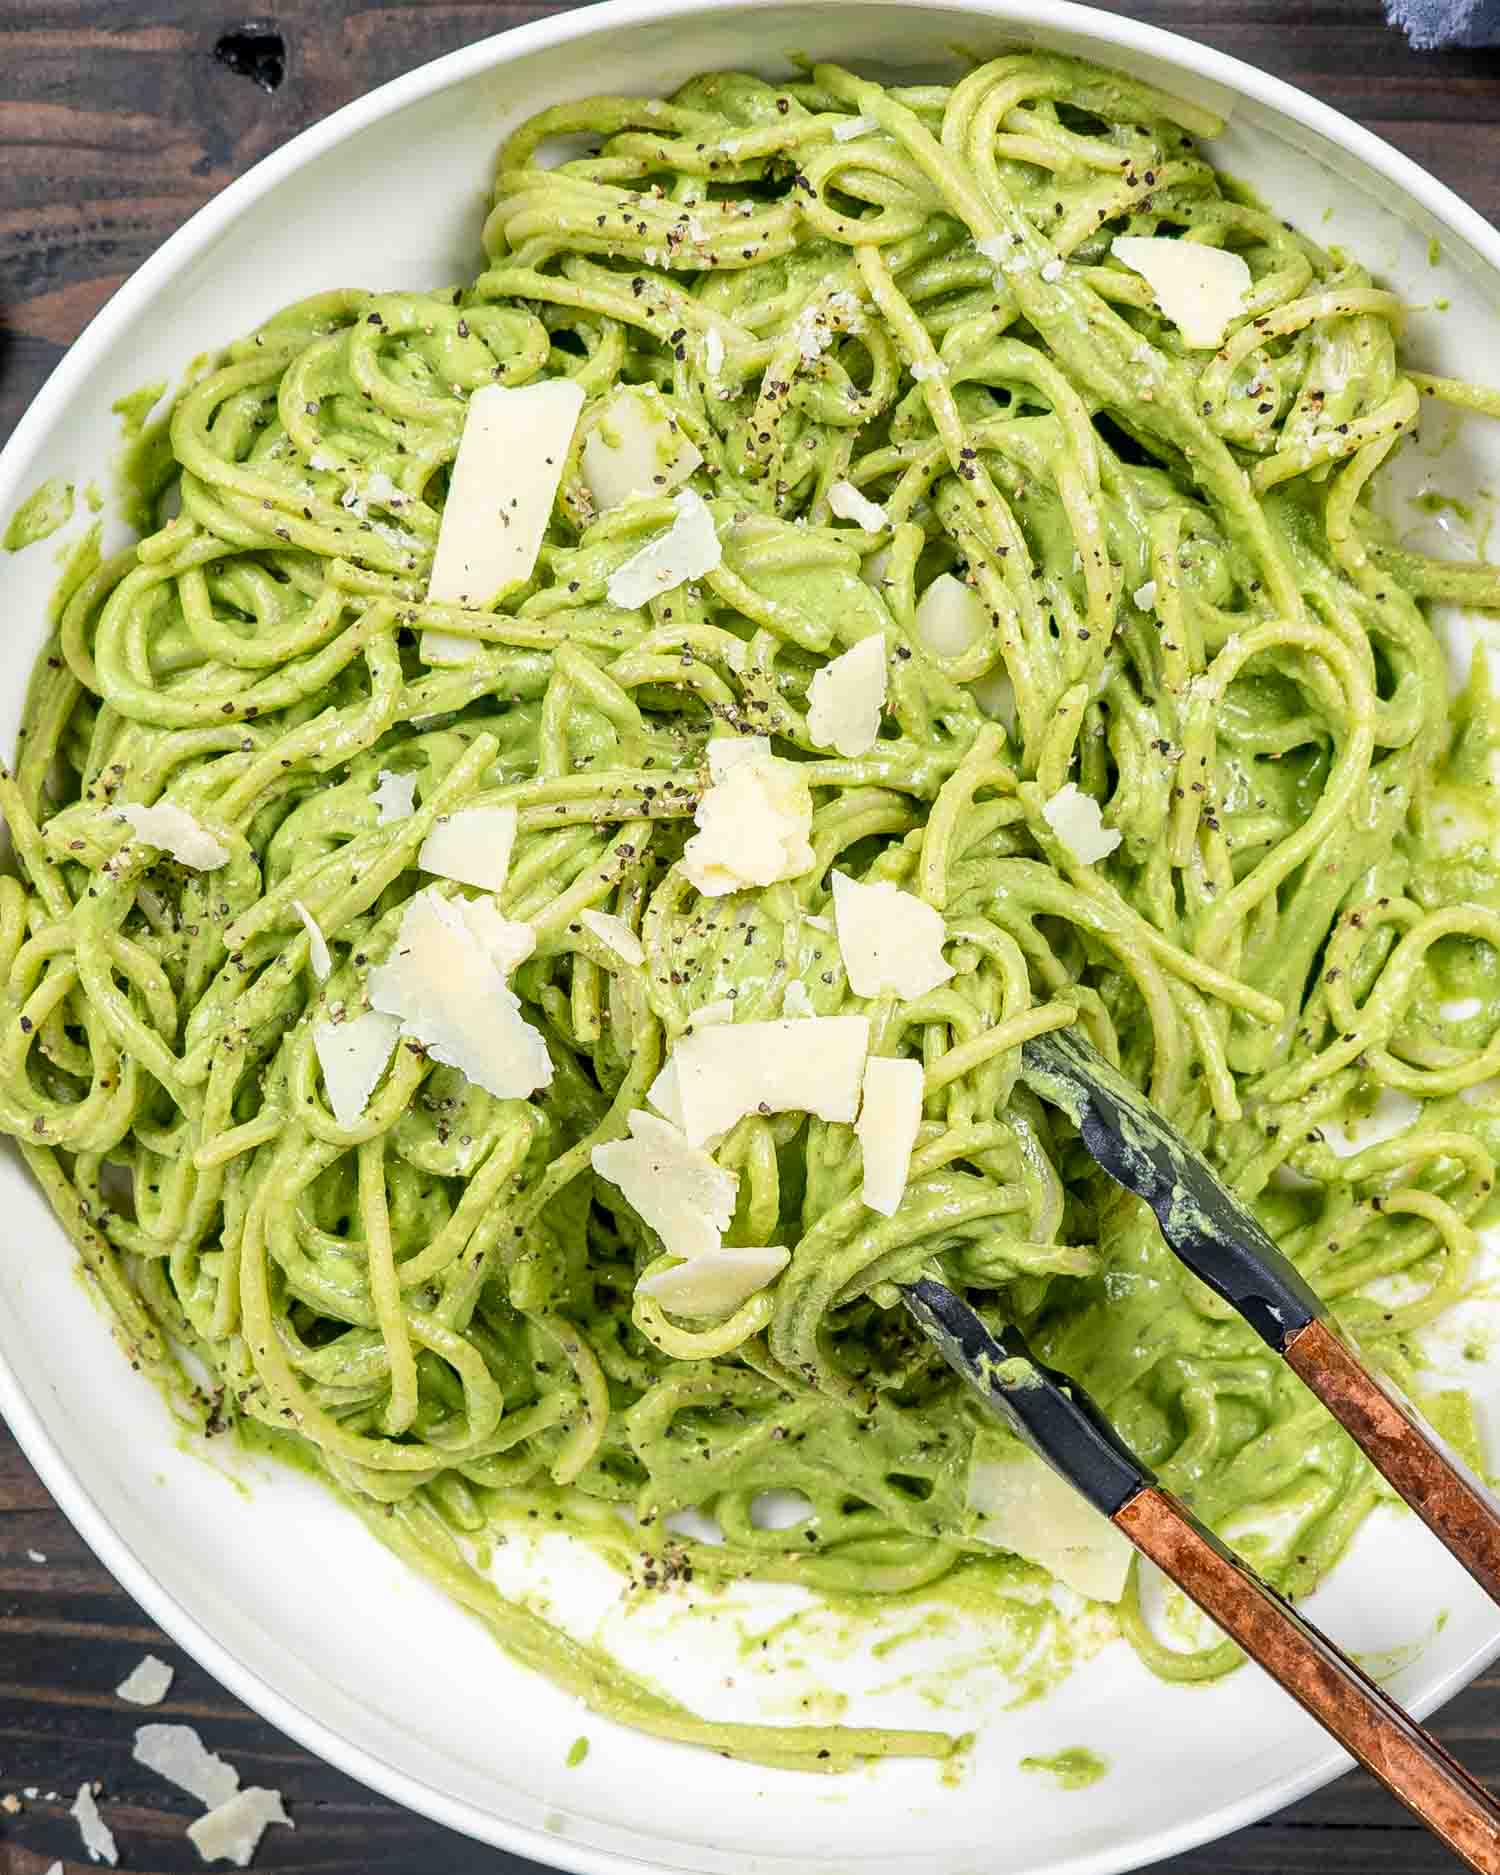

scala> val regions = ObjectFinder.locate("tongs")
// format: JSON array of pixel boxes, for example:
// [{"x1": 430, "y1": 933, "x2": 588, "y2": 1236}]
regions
[{"x1": 899, "y1": 1026, "x2": 1500, "y2": 1872}]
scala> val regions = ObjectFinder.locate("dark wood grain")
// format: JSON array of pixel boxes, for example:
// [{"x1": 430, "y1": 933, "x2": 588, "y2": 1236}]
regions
[{"x1": 5, "y1": 3, "x2": 1500, "y2": 1871}]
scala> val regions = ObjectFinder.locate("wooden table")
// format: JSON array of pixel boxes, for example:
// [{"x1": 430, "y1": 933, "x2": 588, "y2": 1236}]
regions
[{"x1": 3, "y1": 1, "x2": 1500, "y2": 1868}]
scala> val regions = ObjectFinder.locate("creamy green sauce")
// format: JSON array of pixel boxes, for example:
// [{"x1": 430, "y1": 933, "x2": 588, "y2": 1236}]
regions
[
  {"x1": 1021, "y1": 1747, "x2": 1108, "y2": 1790},
  {"x1": 4, "y1": 50, "x2": 1500, "y2": 1771},
  {"x1": 3, "y1": 477, "x2": 74, "y2": 551}
]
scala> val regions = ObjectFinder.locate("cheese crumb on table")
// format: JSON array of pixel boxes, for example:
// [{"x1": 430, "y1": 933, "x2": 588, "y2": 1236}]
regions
[
  {"x1": 133, "y1": 1722, "x2": 241, "y2": 1807},
  {"x1": 71, "y1": 1782, "x2": 118, "y2": 1865},
  {"x1": 187, "y1": 1787, "x2": 293, "y2": 1867},
  {"x1": 117, "y1": 1653, "x2": 175, "y2": 1705}
]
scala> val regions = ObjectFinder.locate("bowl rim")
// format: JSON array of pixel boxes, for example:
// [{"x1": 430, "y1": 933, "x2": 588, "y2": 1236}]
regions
[{"x1": 4, "y1": 3, "x2": 1500, "y2": 1871}]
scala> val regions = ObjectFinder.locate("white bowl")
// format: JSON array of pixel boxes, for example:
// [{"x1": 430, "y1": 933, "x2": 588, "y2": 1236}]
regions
[{"x1": 5, "y1": 4, "x2": 1500, "y2": 1872}]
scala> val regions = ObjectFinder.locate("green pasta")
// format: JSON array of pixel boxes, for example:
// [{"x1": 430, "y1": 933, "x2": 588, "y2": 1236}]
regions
[{"x1": 5, "y1": 50, "x2": 1500, "y2": 1764}]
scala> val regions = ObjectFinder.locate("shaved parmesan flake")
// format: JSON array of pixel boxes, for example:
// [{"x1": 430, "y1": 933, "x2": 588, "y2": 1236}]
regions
[
  {"x1": 646, "y1": 991, "x2": 734, "y2": 1138},
  {"x1": 827, "y1": 480, "x2": 888, "y2": 533},
  {"x1": 682, "y1": 736, "x2": 814, "y2": 897},
  {"x1": 1110, "y1": 237, "x2": 1251, "y2": 350},
  {"x1": 832, "y1": 871, "x2": 954, "y2": 1000},
  {"x1": 666, "y1": 1014, "x2": 870, "y2": 1146},
  {"x1": 806, "y1": 635, "x2": 887, "y2": 758},
  {"x1": 133, "y1": 1723, "x2": 240, "y2": 1808},
  {"x1": 607, "y1": 488, "x2": 721, "y2": 610},
  {"x1": 116, "y1": 803, "x2": 229, "y2": 871},
  {"x1": 187, "y1": 1788, "x2": 292, "y2": 1868},
  {"x1": 292, "y1": 900, "x2": 331, "y2": 981},
  {"x1": 975, "y1": 235, "x2": 1009, "y2": 265},
  {"x1": 1042, "y1": 783, "x2": 1121, "y2": 865},
  {"x1": 582, "y1": 386, "x2": 702, "y2": 510},
  {"x1": 857, "y1": 1056, "x2": 923, "y2": 1216},
  {"x1": 914, "y1": 572, "x2": 988, "y2": 661},
  {"x1": 117, "y1": 1654, "x2": 174, "y2": 1706},
  {"x1": 692, "y1": 998, "x2": 735, "y2": 1028},
  {"x1": 418, "y1": 628, "x2": 483, "y2": 665},
  {"x1": 367, "y1": 888, "x2": 549, "y2": 1101},
  {"x1": 833, "y1": 113, "x2": 875, "y2": 140},
  {"x1": 968, "y1": 664, "x2": 1017, "y2": 735},
  {"x1": 704, "y1": 327, "x2": 726, "y2": 380},
  {"x1": 860, "y1": 545, "x2": 891, "y2": 591},
  {"x1": 418, "y1": 804, "x2": 517, "y2": 894},
  {"x1": 593, "y1": 1110, "x2": 737, "y2": 1259},
  {"x1": 372, "y1": 769, "x2": 417, "y2": 825},
  {"x1": 427, "y1": 378, "x2": 583, "y2": 606},
  {"x1": 1132, "y1": 579, "x2": 1158, "y2": 612},
  {"x1": 313, "y1": 1010, "x2": 400, "y2": 1127},
  {"x1": 639, "y1": 1245, "x2": 790, "y2": 1316},
  {"x1": 579, "y1": 907, "x2": 644, "y2": 967},
  {"x1": 72, "y1": 1783, "x2": 117, "y2": 1865},
  {"x1": 967, "y1": 1433, "x2": 1133, "y2": 1602},
  {"x1": 1040, "y1": 258, "x2": 1064, "y2": 283},
  {"x1": 782, "y1": 980, "x2": 815, "y2": 1019}
]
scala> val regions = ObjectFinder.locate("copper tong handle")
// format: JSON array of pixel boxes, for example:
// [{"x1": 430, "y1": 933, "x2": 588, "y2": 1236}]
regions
[
  {"x1": 1284, "y1": 1319, "x2": 1500, "y2": 1606},
  {"x1": 1119, "y1": 1484, "x2": 1500, "y2": 1873}
]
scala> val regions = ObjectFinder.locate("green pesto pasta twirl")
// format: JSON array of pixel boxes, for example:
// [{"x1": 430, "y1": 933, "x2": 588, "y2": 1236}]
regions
[{"x1": 4, "y1": 52, "x2": 1500, "y2": 1767}]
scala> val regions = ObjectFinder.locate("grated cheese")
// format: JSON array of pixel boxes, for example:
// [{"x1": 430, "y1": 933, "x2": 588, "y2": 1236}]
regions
[
  {"x1": 427, "y1": 378, "x2": 583, "y2": 607},
  {"x1": 582, "y1": 386, "x2": 702, "y2": 510},
  {"x1": 592, "y1": 1110, "x2": 738, "y2": 1259},
  {"x1": 638, "y1": 1245, "x2": 790, "y2": 1316},
  {"x1": 313, "y1": 1010, "x2": 401, "y2": 1128},
  {"x1": 72, "y1": 1783, "x2": 117, "y2": 1866},
  {"x1": 832, "y1": 870, "x2": 954, "y2": 1000},
  {"x1": 827, "y1": 480, "x2": 888, "y2": 533},
  {"x1": 857, "y1": 1056, "x2": 924, "y2": 1216},
  {"x1": 187, "y1": 1787, "x2": 293, "y2": 1868},
  {"x1": 367, "y1": 889, "x2": 549, "y2": 1101},
  {"x1": 116, "y1": 802, "x2": 229, "y2": 871},
  {"x1": 606, "y1": 488, "x2": 721, "y2": 610},
  {"x1": 117, "y1": 1654, "x2": 175, "y2": 1706},
  {"x1": 681, "y1": 736, "x2": 815, "y2": 897},
  {"x1": 1041, "y1": 782, "x2": 1121, "y2": 865},
  {"x1": 372, "y1": 769, "x2": 417, "y2": 825},
  {"x1": 806, "y1": 634, "x2": 887, "y2": 758},
  {"x1": 967, "y1": 1431, "x2": 1133, "y2": 1602},
  {"x1": 659, "y1": 1013, "x2": 870, "y2": 1146},
  {"x1": 914, "y1": 572, "x2": 988, "y2": 661},
  {"x1": 292, "y1": 900, "x2": 332, "y2": 981},
  {"x1": 133, "y1": 1723, "x2": 240, "y2": 1808},
  {"x1": 579, "y1": 907, "x2": 645, "y2": 967},
  {"x1": 1110, "y1": 236, "x2": 1251, "y2": 350},
  {"x1": 417, "y1": 803, "x2": 517, "y2": 894}
]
